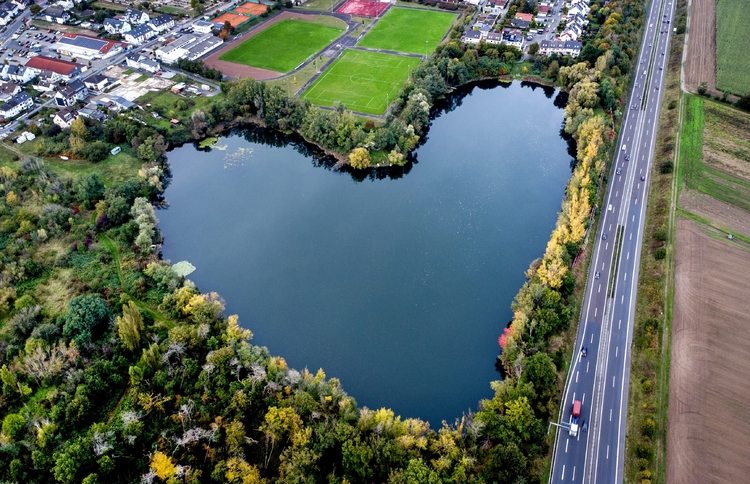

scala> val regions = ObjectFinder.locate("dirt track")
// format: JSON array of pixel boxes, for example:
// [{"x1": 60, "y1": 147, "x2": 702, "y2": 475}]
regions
[
  {"x1": 667, "y1": 218, "x2": 750, "y2": 484},
  {"x1": 683, "y1": 0, "x2": 716, "y2": 94},
  {"x1": 203, "y1": 12, "x2": 313, "y2": 80}
]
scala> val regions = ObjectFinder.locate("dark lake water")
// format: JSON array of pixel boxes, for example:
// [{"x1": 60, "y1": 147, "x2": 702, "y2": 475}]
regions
[{"x1": 158, "y1": 81, "x2": 573, "y2": 425}]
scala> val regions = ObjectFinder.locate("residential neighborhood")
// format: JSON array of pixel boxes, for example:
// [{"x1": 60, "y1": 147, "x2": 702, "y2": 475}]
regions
[{"x1": 461, "y1": 0, "x2": 586, "y2": 58}]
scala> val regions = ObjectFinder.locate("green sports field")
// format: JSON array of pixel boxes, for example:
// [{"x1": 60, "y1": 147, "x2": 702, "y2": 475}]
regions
[
  {"x1": 302, "y1": 50, "x2": 420, "y2": 115},
  {"x1": 356, "y1": 7, "x2": 456, "y2": 55},
  {"x1": 716, "y1": 0, "x2": 750, "y2": 96},
  {"x1": 219, "y1": 19, "x2": 344, "y2": 73}
]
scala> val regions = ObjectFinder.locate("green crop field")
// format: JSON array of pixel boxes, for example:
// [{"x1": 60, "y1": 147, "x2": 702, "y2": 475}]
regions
[
  {"x1": 716, "y1": 0, "x2": 750, "y2": 96},
  {"x1": 302, "y1": 49, "x2": 419, "y2": 115},
  {"x1": 357, "y1": 7, "x2": 456, "y2": 55},
  {"x1": 220, "y1": 19, "x2": 345, "y2": 73}
]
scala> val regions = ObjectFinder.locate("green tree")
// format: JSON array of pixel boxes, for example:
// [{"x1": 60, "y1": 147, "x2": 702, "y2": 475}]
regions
[
  {"x1": 74, "y1": 173, "x2": 105, "y2": 204},
  {"x1": 81, "y1": 141, "x2": 111, "y2": 163},
  {"x1": 30, "y1": 3, "x2": 41, "y2": 14},
  {"x1": 117, "y1": 301, "x2": 144, "y2": 351},
  {"x1": 63, "y1": 295, "x2": 111, "y2": 348},
  {"x1": 2, "y1": 413, "x2": 26, "y2": 442},
  {"x1": 528, "y1": 42, "x2": 539, "y2": 55}
]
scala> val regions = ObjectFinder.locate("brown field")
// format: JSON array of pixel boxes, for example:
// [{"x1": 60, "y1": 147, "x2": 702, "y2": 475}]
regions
[
  {"x1": 683, "y1": 0, "x2": 716, "y2": 94},
  {"x1": 667, "y1": 218, "x2": 750, "y2": 484},
  {"x1": 234, "y1": 2, "x2": 269, "y2": 16},
  {"x1": 680, "y1": 190, "x2": 750, "y2": 239},
  {"x1": 203, "y1": 11, "x2": 312, "y2": 80},
  {"x1": 214, "y1": 11, "x2": 251, "y2": 27}
]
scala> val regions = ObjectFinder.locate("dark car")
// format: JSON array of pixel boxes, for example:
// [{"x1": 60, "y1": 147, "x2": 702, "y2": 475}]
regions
[
  {"x1": 602, "y1": 233, "x2": 608, "y2": 240},
  {"x1": 625, "y1": 154, "x2": 630, "y2": 161},
  {"x1": 595, "y1": 271, "x2": 600, "y2": 279},
  {"x1": 582, "y1": 421, "x2": 588, "y2": 432},
  {"x1": 641, "y1": 175, "x2": 646, "y2": 181},
  {"x1": 582, "y1": 347, "x2": 588, "y2": 357}
]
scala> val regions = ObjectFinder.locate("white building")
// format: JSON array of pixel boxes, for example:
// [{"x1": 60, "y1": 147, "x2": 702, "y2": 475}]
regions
[
  {"x1": 104, "y1": 18, "x2": 131, "y2": 35},
  {"x1": 155, "y1": 34, "x2": 223, "y2": 64},
  {"x1": 124, "y1": 24, "x2": 157, "y2": 45},
  {"x1": 148, "y1": 14, "x2": 174, "y2": 33},
  {"x1": 0, "y1": 92, "x2": 33, "y2": 119},
  {"x1": 53, "y1": 107, "x2": 79, "y2": 128},
  {"x1": 123, "y1": 8, "x2": 150, "y2": 25},
  {"x1": 52, "y1": 34, "x2": 123, "y2": 60},
  {"x1": 192, "y1": 19, "x2": 215, "y2": 34}
]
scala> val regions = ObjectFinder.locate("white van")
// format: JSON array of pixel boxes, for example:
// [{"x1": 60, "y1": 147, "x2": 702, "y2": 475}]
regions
[{"x1": 622, "y1": 145, "x2": 627, "y2": 151}]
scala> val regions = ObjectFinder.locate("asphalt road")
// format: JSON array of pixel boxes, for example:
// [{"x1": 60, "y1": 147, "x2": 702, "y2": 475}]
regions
[{"x1": 548, "y1": 0, "x2": 677, "y2": 482}]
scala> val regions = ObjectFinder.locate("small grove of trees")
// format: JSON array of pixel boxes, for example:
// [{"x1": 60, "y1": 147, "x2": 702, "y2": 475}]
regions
[{"x1": 177, "y1": 58, "x2": 223, "y2": 81}]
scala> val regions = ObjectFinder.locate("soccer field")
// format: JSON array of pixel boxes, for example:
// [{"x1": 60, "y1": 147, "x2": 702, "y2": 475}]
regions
[
  {"x1": 357, "y1": 7, "x2": 456, "y2": 55},
  {"x1": 302, "y1": 50, "x2": 420, "y2": 115},
  {"x1": 219, "y1": 19, "x2": 344, "y2": 73}
]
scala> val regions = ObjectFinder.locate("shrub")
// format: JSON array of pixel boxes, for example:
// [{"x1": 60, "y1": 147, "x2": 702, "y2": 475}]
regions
[
  {"x1": 2, "y1": 413, "x2": 26, "y2": 442},
  {"x1": 660, "y1": 160, "x2": 673, "y2": 173},
  {"x1": 62, "y1": 295, "x2": 111, "y2": 348},
  {"x1": 654, "y1": 247, "x2": 666, "y2": 260}
]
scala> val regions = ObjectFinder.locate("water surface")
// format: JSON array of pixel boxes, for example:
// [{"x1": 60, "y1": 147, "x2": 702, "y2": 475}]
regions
[{"x1": 159, "y1": 81, "x2": 572, "y2": 424}]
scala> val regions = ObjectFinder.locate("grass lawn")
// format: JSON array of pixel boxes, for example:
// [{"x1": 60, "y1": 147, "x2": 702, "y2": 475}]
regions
[
  {"x1": 136, "y1": 90, "x2": 220, "y2": 123},
  {"x1": 43, "y1": 148, "x2": 142, "y2": 186},
  {"x1": 357, "y1": 7, "x2": 456, "y2": 55},
  {"x1": 299, "y1": 0, "x2": 343, "y2": 11},
  {"x1": 301, "y1": 49, "x2": 419, "y2": 115},
  {"x1": 716, "y1": 0, "x2": 750, "y2": 96},
  {"x1": 267, "y1": 56, "x2": 332, "y2": 95},
  {"x1": 219, "y1": 18, "x2": 345, "y2": 73}
]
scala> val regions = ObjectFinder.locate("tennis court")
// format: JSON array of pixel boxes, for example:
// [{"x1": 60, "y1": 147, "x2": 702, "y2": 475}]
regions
[
  {"x1": 336, "y1": 0, "x2": 390, "y2": 17},
  {"x1": 214, "y1": 12, "x2": 249, "y2": 27},
  {"x1": 234, "y1": 2, "x2": 269, "y2": 16}
]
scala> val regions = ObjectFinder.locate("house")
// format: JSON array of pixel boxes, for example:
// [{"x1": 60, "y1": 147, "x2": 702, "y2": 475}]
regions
[
  {"x1": 510, "y1": 18, "x2": 530, "y2": 29},
  {"x1": 53, "y1": 106, "x2": 79, "y2": 128},
  {"x1": 43, "y1": 6, "x2": 70, "y2": 24},
  {"x1": 36, "y1": 69, "x2": 62, "y2": 84},
  {"x1": 0, "y1": 92, "x2": 33, "y2": 118},
  {"x1": 538, "y1": 5, "x2": 550, "y2": 15},
  {"x1": 461, "y1": 29, "x2": 482, "y2": 45},
  {"x1": 104, "y1": 18, "x2": 131, "y2": 35},
  {"x1": 514, "y1": 12, "x2": 533, "y2": 22},
  {"x1": 79, "y1": 9, "x2": 96, "y2": 19},
  {"x1": 0, "y1": 82, "x2": 21, "y2": 101},
  {"x1": 485, "y1": 31, "x2": 503, "y2": 45},
  {"x1": 124, "y1": 24, "x2": 156, "y2": 45},
  {"x1": 109, "y1": 95, "x2": 134, "y2": 111},
  {"x1": 54, "y1": 79, "x2": 88, "y2": 106},
  {"x1": 501, "y1": 27, "x2": 524, "y2": 48},
  {"x1": 192, "y1": 19, "x2": 216, "y2": 34},
  {"x1": 55, "y1": 0, "x2": 75, "y2": 9},
  {"x1": 25, "y1": 56, "x2": 84, "y2": 82},
  {"x1": 148, "y1": 14, "x2": 174, "y2": 33},
  {"x1": 78, "y1": 107, "x2": 107, "y2": 122},
  {"x1": 53, "y1": 34, "x2": 124, "y2": 60},
  {"x1": 123, "y1": 8, "x2": 149, "y2": 25},
  {"x1": 126, "y1": 53, "x2": 161, "y2": 73},
  {"x1": 539, "y1": 39, "x2": 582, "y2": 57},
  {"x1": 3, "y1": 65, "x2": 37, "y2": 83},
  {"x1": 0, "y1": 1, "x2": 20, "y2": 17},
  {"x1": 0, "y1": 10, "x2": 12, "y2": 27},
  {"x1": 83, "y1": 73, "x2": 112, "y2": 91},
  {"x1": 32, "y1": 79, "x2": 56, "y2": 92}
]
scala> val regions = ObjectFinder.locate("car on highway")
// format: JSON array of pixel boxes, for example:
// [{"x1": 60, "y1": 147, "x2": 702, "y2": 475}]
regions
[
  {"x1": 602, "y1": 233, "x2": 608, "y2": 240},
  {"x1": 595, "y1": 271, "x2": 600, "y2": 279},
  {"x1": 641, "y1": 175, "x2": 646, "y2": 181},
  {"x1": 625, "y1": 154, "x2": 630, "y2": 160},
  {"x1": 616, "y1": 167, "x2": 622, "y2": 175},
  {"x1": 582, "y1": 421, "x2": 588, "y2": 432}
]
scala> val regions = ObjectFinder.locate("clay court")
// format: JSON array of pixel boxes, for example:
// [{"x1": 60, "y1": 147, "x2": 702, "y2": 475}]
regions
[
  {"x1": 336, "y1": 0, "x2": 389, "y2": 17},
  {"x1": 667, "y1": 218, "x2": 750, "y2": 484},
  {"x1": 203, "y1": 11, "x2": 313, "y2": 80},
  {"x1": 234, "y1": 2, "x2": 269, "y2": 16},
  {"x1": 683, "y1": 0, "x2": 716, "y2": 94},
  {"x1": 214, "y1": 11, "x2": 251, "y2": 28}
]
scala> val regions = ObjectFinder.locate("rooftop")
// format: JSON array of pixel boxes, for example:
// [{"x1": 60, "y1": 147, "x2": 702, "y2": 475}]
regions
[{"x1": 25, "y1": 56, "x2": 83, "y2": 75}]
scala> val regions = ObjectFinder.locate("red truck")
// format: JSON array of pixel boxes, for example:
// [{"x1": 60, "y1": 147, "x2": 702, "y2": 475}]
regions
[{"x1": 569, "y1": 400, "x2": 581, "y2": 437}]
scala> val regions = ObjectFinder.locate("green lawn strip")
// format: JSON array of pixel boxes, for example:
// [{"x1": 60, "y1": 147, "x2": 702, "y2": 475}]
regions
[
  {"x1": 301, "y1": 49, "x2": 419, "y2": 115},
  {"x1": 99, "y1": 233, "x2": 175, "y2": 329},
  {"x1": 267, "y1": 55, "x2": 331, "y2": 95},
  {"x1": 357, "y1": 7, "x2": 456, "y2": 55},
  {"x1": 395, "y1": 0, "x2": 446, "y2": 10},
  {"x1": 219, "y1": 19, "x2": 345, "y2": 72},
  {"x1": 716, "y1": 0, "x2": 750, "y2": 96},
  {"x1": 91, "y1": 1, "x2": 128, "y2": 11}
]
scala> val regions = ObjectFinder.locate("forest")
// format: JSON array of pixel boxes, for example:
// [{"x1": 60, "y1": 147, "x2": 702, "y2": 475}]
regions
[{"x1": 0, "y1": 0, "x2": 647, "y2": 481}]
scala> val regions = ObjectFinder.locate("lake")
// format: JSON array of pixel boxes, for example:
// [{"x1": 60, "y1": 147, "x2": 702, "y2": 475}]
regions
[{"x1": 158, "y1": 81, "x2": 573, "y2": 425}]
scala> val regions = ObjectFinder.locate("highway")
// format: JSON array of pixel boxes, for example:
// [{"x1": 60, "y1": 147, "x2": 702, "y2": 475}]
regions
[{"x1": 548, "y1": 0, "x2": 677, "y2": 482}]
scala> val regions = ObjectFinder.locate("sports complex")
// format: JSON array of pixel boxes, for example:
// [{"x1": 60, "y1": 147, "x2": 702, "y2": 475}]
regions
[{"x1": 210, "y1": 2, "x2": 458, "y2": 116}]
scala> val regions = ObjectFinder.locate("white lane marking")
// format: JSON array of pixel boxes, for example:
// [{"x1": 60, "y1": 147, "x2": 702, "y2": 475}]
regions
[
  {"x1": 566, "y1": 439, "x2": 569, "y2": 453},
  {"x1": 621, "y1": 295, "x2": 624, "y2": 304},
  {"x1": 591, "y1": 333, "x2": 594, "y2": 343},
  {"x1": 576, "y1": 371, "x2": 579, "y2": 383},
  {"x1": 616, "y1": 346, "x2": 619, "y2": 357},
  {"x1": 630, "y1": 233, "x2": 633, "y2": 240},
  {"x1": 616, "y1": 190, "x2": 619, "y2": 197},
  {"x1": 562, "y1": 465, "x2": 566, "y2": 480},
  {"x1": 572, "y1": 392, "x2": 576, "y2": 404},
  {"x1": 606, "y1": 242, "x2": 609, "y2": 250},
  {"x1": 586, "y1": 361, "x2": 590, "y2": 373},
  {"x1": 618, "y1": 319, "x2": 621, "y2": 330},
  {"x1": 637, "y1": 183, "x2": 641, "y2": 189},
  {"x1": 627, "y1": 251, "x2": 630, "y2": 260},
  {"x1": 607, "y1": 446, "x2": 610, "y2": 459},
  {"x1": 573, "y1": 466, "x2": 576, "y2": 482},
  {"x1": 639, "y1": 168, "x2": 643, "y2": 173},
  {"x1": 624, "y1": 272, "x2": 627, "y2": 281},
  {"x1": 627, "y1": 136, "x2": 630, "y2": 141},
  {"x1": 582, "y1": 393, "x2": 585, "y2": 405},
  {"x1": 602, "y1": 262, "x2": 605, "y2": 270},
  {"x1": 594, "y1": 307, "x2": 598, "y2": 317},
  {"x1": 610, "y1": 408, "x2": 612, "y2": 421},
  {"x1": 635, "y1": 198, "x2": 639, "y2": 204},
  {"x1": 613, "y1": 376, "x2": 616, "y2": 387},
  {"x1": 598, "y1": 284, "x2": 601, "y2": 293},
  {"x1": 633, "y1": 215, "x2": 635, "y2": 221}
]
